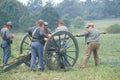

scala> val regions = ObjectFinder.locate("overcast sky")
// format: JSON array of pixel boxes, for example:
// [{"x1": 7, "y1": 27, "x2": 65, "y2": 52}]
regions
[{"x1": 18, "y1": 0, "x2": 63, "y2": 5}]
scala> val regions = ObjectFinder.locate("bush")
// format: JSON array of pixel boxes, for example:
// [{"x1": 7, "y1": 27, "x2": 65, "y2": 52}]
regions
[
  {"x1": 71, "y1": 16, "x2": 85, "y2": 28},
  {"x1": 106, "y1": 24, "x2": 120, "y2": 33}
]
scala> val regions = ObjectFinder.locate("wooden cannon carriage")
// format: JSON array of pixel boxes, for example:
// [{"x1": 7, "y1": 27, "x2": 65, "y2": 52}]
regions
[{"x1": 2, "y1": 31, "x2": 79, "y2": 71}]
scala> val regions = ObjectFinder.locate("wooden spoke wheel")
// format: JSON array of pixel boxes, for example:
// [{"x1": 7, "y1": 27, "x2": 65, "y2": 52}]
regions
[
  {"x1": 20, "y1": 33, "x2": 32, "y2": 66},
  {"x1": 44, "y1": 31, "x2": 79, "y2": 70}
]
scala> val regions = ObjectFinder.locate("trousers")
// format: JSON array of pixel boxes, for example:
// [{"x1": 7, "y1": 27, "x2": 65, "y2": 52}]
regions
[
  {"x1": 81, "y1": 42, "x2": 100, "y2": 67},
  {"x1": 1, "y1": 40, "x2": 11, "y2": 65},
  {"x1": 30, "y1": 42, "x2": 44, "y2": 70}
]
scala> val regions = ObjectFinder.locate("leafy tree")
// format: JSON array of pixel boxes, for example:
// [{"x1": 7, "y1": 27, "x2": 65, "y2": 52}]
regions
[
  {"x1": 102, "y1": 0, "x2": 115, "y2": 18},
  {"x1": 113, "y1": 0, "x2": 120, "y2": 17},
  {"x1": 0, "y1": 0, "x2": 27, "y2": 30},
  {"x1": 0, "y1": 11, "x2": 9, "y2": 28},
  {"x1": 56, "y1": 0, "x2": 80, "y2": 19},
  {"x1": 61, "y1": 14, "x2": 71, "y2": 27},
  {"x1": 1, "y1": 0, "x2": 120, "y2": 32},
  {"x1": 19, "y1": 10, "x2": 42, "y2": 32},
  {"x1": 56, "y1": 0, "x2": 120, "y2": 20},
  {"x1": 27, "y1": 0, "x2": 43, "y2": 12},
  {"x1": 45, "y1": 0, "x2": 54, "y2": 7},
  {"x1": 40, "y1": 6, "x2": 60, "y2": 30}
]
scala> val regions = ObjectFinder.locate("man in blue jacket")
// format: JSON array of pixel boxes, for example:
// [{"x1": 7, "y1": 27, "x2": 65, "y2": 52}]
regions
[{"x1": 30, "y1": 19, "x2": 50, "y2": 71}]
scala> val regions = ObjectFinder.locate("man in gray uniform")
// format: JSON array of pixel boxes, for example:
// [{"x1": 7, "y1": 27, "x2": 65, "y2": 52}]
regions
[
  {"x1": 0, "y1": 21, "x2": 14, "y2": 66},
  {"x1": 55, "y1": 20, "x2": 68, "y2": 32},
  {"x1": 77, "y1": 23, "x2": 100, "y2": 68},
  {"x1": 55, "y1": 20, "x2": 69, "y2": 69}
]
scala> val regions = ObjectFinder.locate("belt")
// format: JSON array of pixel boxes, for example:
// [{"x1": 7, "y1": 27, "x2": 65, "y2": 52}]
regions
[
  {"x1": 32, "y1": 39, "x2": 44, "y2": 42},
  {"x1": 87, "y1": 41, "x2": 99, "y2": 45},
  {"x1": 87, "y1": 42, "x2": 90, "y2": 45},
  {"x1": 32, "y1": 39, "x2": 40, "y2": 42}
]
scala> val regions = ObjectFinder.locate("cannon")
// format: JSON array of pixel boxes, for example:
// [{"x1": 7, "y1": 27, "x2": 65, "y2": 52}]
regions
[{"x1": 2, "y1": 31, "x2": 79, "y2": 71}]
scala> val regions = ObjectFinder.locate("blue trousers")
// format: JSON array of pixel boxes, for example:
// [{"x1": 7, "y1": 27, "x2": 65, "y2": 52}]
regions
[
  {"x1": 30, "y1": 42, "x2": 44, "y2": 70},
  {"x1": 1, "y1": 40, "x2": 11, "y2": 65}
]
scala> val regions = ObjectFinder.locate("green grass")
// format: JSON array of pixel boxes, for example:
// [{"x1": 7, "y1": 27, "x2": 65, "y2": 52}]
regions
[
  {"x1": 0, "y1": 19, "x2": 120, "y2": 80},
  {"x1": 70, "y1": 18, "x2": 120, "y2": 33}
]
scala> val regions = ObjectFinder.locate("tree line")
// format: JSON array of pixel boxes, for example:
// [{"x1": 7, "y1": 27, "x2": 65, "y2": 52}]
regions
[{"x1": 0, "y1": 0, "x2": 120, "y2": 32}]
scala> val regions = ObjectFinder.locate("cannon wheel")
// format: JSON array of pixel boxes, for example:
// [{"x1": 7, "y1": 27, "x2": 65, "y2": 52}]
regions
[
  {"x1": 20, "y1": 33, "x2": 32, "y2": 66},
  {"x1": 44, "y1": 31, "x2": 79, "y2": 70}
]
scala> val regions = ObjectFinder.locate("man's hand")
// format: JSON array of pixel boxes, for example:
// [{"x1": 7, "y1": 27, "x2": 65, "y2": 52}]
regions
[
  {"x1": 11, "y1": 34, "x2": 14, "y2": 38},
  {"x1": 74, "y1": 34, "x2": 81, "y2": 37},
  {"x1": 48, "y1": 34, "x2": 51, "y2": 37},
  {"x1": 76, "y1": 34, "x2": 81, "y2": 37},
  {"x1": 46, "y1": 34, "x2": 51, "y2": 38}
]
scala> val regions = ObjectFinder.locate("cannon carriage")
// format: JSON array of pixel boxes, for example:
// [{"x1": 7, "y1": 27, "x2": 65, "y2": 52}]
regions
[{"x1": 3, "y1": 31, "x2": 79, "y2": 71}]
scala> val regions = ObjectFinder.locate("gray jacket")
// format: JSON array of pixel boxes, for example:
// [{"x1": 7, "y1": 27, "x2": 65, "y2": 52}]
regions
[
  {"x1": 80, "y1": 28, "x2": 100, "y2": 44},
  {"x1": 1, "y1": 28, "x2": 11, "y2": 40},
  {"x1": 55, "y1": 26, "x2": 68, "y2": 32}
]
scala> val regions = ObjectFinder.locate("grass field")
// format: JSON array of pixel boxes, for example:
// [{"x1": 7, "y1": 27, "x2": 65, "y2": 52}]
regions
[
  {"x1": 0, "y1": 19, "x2": 120, "y2": 80},
  {"x1": 70, "y1": 18, "x2": 120, "y2": 33}
]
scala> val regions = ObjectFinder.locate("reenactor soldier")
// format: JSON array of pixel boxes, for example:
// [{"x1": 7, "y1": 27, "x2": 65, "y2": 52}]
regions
[
  {"x1": 77, "y1": 23, "x2": 100, "y2": 68},
  {"x1": 55, "y1": 20, "x2": 69, "y2": 69},
  {"x1": 55, "y1": 20, "x2": 68, "y2": 32},
  {"x1": 0, "y1": 21, "x2": 14, "y2": 66},
  {"x1": 29, "y1": 19, "x2": 50, "y2": 71}
]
